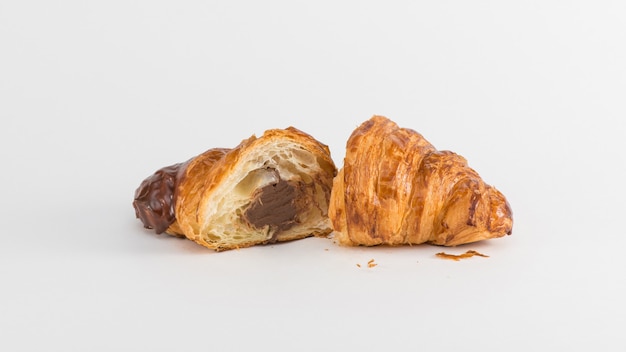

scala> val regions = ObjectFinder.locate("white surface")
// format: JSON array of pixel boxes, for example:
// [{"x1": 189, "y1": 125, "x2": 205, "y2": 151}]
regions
[{"x1": 1, "y1": 1, "x2": 625, "y2": 351}]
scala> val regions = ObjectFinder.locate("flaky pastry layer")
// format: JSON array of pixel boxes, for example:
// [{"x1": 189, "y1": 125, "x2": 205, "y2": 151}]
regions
[{"x1": 134, "y1": 127, "x2": 337, "y2": 251}]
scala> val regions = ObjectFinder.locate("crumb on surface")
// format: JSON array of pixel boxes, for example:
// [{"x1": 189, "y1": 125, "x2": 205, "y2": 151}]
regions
[
  {"x1": 356, "y1": 263, "x2": 361, "y2": 268},
  {"x1": 367, "y1": 259, "x2": 377, "y2": 268},
  {"x1": 436, "y1": 250, "x2": 489, "y2": 261}
]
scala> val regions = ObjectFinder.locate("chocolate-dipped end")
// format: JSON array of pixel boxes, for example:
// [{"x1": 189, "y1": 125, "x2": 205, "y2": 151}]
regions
[{"x1": 133, "y1": 163, "x2": 185, "y2": 234}]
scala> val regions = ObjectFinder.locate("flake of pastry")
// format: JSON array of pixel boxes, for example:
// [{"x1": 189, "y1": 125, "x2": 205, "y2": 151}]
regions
[{"x1": 435, "y1": 250, "x2": 489, "y2": 261}]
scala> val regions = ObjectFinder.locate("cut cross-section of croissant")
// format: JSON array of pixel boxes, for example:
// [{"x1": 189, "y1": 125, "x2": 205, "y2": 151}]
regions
[
  {"x1": 133, "y1": 127, "x2": 337, "y2": 251},
  {"x1": 329, "y1": 116, "x2": 513, "y2": 247}
]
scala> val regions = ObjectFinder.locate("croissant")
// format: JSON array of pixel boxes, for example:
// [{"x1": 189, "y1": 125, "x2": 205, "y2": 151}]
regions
[
  {"x1": 328, "y1": 116, "x2": 513, "y2": 247},
  {"x1": 133, "y1": 127, "x2": 337, "y2": 251}
]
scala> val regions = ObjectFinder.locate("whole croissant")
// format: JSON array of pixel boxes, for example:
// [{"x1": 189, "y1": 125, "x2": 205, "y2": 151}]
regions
[
  {"x1": 329, "y1": 116, "x2": 513, "y2": 247},
  {"x1": 133, "y1": 127, "x2": 337, "y2": 251}
]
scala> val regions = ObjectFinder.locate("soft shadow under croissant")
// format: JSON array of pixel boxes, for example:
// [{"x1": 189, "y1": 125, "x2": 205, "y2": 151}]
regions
[{"x1": 328, "y1": 116, "x2": 513, "y2": 247}]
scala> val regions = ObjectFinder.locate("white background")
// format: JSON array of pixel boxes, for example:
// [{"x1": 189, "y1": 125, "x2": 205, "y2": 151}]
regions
[{"x1": 1, "y1": 1, "x2": 625, "y2": 351}]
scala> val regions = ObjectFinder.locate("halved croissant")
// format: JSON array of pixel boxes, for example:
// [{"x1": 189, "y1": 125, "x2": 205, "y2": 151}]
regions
[
  {"x1": 329, "y1": 116, "x2": 513, "y2": 247},
  {"x1": 133, "y1": 127, "x2": 337, "y2": 251}
]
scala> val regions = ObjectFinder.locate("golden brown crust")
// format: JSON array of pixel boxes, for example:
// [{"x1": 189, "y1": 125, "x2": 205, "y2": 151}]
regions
[
  {"x1": 329, "y1": 116, "x2": 513, "y2": 247},
  {"x1": 166, "y1": 148, "x2": 231, "y2": 238}
]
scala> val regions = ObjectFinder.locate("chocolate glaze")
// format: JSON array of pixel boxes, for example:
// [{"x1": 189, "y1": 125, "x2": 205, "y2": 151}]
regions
[
  {"x1": 243, "y1": 176, "x2": 300, "y2": 239},
  {"x1": 133, "y1": 163, "x2": 185, "y2": 234}
]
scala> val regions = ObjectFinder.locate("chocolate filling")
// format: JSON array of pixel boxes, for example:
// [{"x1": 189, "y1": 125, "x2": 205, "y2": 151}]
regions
[
  {"x1": 132, "y1": 163, "x2": 185, "y2": 234},
  {"x1": 243, "y1": 176, "x2": 301, "y2": 239}
]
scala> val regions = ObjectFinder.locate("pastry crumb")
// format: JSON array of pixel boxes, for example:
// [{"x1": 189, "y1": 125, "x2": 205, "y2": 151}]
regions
[
  {"x1": 356, "y1": 263, "x2": 361, "y2": 268},
  {"x1": 436, "y1": 250, "x2": 489, "y2": 261},
  {"x1": 367, "y1": 259, "x2": 377, "y2": 268}
]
